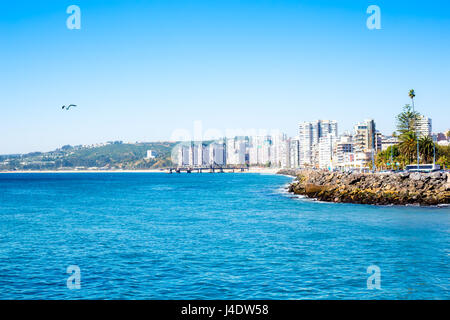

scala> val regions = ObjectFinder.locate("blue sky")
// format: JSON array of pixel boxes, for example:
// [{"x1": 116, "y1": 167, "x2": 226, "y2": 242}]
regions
[{"x1": 1, "y1": 0, "x2": 449, "y2": 154}]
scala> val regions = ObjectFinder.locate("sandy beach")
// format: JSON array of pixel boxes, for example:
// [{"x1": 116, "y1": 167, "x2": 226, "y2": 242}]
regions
[
  {"x1": 0, "y1": 167, "x2": 280, "y2": 174},
  {"x1": 0, "y1": 169, "x2": 166, "y2": 174}
]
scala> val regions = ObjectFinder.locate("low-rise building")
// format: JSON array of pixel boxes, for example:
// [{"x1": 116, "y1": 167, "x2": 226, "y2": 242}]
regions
[
  {"x1": 381, "y1": 136, "x2": 399, "y2": 151},
  {"x1": 146, "y1": 150, "x2": 157, "y2": 159}
]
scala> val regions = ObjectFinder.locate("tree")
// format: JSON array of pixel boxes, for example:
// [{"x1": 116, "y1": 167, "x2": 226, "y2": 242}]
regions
[
  {"x1": 375, "y1": 145, "x2": 402, "y2": 170},
  {"x1": 396, "y1": 104, "x2": 420, "y2": 135},
  {"x1": 399, "y1": 131, "x2": 418, "y2": 163},
  {"x1": 397, "y1": 153, "x2": 409, "y2": 169},
  {"x1": 409, "y1": 89, "x2": 416, "y2": 103},
  {"x1": 419, "y1": 136, "x2": 435, "y2": 164},
  {"x1": 408, "y1": 89, "x2": 421, "y2": 168},
  {"x1": 436, "y1": 145, "x2": 450, "y2": 162},
  {"x1": 437, "y1": 156, "x2": 449, "y2": 169}
]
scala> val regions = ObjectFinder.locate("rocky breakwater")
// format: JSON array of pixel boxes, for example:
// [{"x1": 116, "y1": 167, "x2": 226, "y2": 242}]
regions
[{"x1": 278, "y1": 169, "x2": 450, "y2": 206}]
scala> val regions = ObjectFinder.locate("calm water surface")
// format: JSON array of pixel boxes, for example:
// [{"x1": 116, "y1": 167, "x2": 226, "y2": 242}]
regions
[{"x1": 0, "y1": 173, "x2": 449, "y2": 299}]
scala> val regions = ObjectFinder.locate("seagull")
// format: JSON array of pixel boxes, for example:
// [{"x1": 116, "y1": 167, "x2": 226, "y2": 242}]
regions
[{"x1": 62, "y1": 104, "x2": 77, "y2": 110}]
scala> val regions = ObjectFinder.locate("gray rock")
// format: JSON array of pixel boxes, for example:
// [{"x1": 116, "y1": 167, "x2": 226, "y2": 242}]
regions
[
  {"x1": 399, "y1": 172, "x2": 410, "y2": 179},
  {"x1": 430, "y1": 171, "x2": 442, "y2": 179},
  {"x1": 410, "y1": 172, "x2": 422, "y2": 181}
]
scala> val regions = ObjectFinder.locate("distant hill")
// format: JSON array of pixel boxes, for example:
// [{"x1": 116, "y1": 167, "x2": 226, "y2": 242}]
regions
[{"x1": 0, "y1": 142, "x2": 177, "y2": 171}]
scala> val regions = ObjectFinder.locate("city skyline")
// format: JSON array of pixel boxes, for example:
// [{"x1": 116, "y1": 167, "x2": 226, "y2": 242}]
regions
[
  {"x1": 172, "y1": 116, "x2": 448, "y2": 171},
  {"x1": 1, "y1": 0, "x2": 449, "y2": 154},
  {"x1": 0, "y1": 114, "x2": 447, "y2": 156}
]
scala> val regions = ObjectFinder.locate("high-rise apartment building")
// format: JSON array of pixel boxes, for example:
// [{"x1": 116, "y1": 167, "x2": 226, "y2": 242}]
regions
[
  {"x1": 333, "y1": 134, "x2": 354, "y2": 168},
  {"x1": 416, "y1": 115, "x2": 432, "y2": 137},
  {"x1": 289, "y1": 137, "x2": 300, "y2": 168},
  {"x1": 208, "y1": 141, "x2": 226, "y2": 166},
  {"x1": 353, "y1": 119, "x2": 376, "y2": 153},
  {"x1": 177, "y1": 143, "x2": 191, "y2": 166},
  {"x1": 299, "y1": 122, "x2": 314, "y2": 166},
  {"x1": 270, "y1": 133, "x2": 289, "y2": 167},
  {"x1": 226, "y1": 137, "x2": 248, "y2": 165},
  {"x1": 248, "y1": 136, "x2": 270, "y2": 166},
  {"x1": 299, "y1": 120, "x2": 338, "y2": 167},
  {"x1": 318, "y1": 134, "x2": 337, "y2": 169}
]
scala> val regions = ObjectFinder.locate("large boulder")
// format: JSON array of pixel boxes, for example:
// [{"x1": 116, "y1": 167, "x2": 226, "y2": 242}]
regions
[
  {"x1": 410, "y1": 172, "x2": 422, "y2": 181},
  {"x1": 348, "y1": 174, "x2": 361, "y2": 185},
  {"x1": 430, "y1": 171, "x2": 442, "y2": 180},
  {"x1": 305, "y1": 184, "x2": 328, "y2": 197}
]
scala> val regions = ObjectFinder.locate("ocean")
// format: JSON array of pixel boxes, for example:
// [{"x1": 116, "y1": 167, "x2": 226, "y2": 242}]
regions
[{"x1": 0, "y1": 172, "x2": 448, "y2": 299}]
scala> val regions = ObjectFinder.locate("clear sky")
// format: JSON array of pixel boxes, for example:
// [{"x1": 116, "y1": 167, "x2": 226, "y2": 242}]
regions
[{"x1": 1, "y1": 0, "x2": 449, "y2": 154}]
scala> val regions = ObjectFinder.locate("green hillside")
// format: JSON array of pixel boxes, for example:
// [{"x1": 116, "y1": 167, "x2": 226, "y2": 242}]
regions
[{"x1": 0, "y1": 142, "x2": 177, "y2": 170}]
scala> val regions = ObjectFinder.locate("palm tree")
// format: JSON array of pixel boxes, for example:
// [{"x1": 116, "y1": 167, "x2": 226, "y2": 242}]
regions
[
  {"x1": 375, "y1": 152, "x2": 387, "y2": 169},
  {"x1": 408, "y1": 89, "x2": 420, "y2": 169},
  {"x1": 419, "y1": 136, "x2": 434, "y2": 164},
  {"x1": 408, "y1": 89, "x2": 416, "y2": 102},
  {"x1": 399, "y1": 131, "x2": 417, "y2": 164}
]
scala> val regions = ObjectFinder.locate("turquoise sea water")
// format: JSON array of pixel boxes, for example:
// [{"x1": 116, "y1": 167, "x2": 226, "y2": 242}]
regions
[{"x1": 0, "y1": 172, "x2": 448, "y2": 299}]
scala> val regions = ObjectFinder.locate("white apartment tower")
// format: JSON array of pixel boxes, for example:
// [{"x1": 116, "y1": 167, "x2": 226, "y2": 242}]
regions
[
  {"x1": 299, "y1": 120, "x2": 338, "y2": 167},
  {"x1": 416, "y1": 115, "x2": 432, "y2": 137},
  {"x1": 248, "y1": 136, "x2": 272, "y2": 166},
  {"x1": 318, "y1": 134, "x2": 337, "y2": 169},
  {"x1": 177, "y1": 144, "x2": 191, "y2": 166},
  {"x1": 353, "y1": 119, "x2": 376, "y2": 153},
  {"x1": 333, "y1": 134, "x2": 354, "y2": 169},
  {"x1": 271, "y1": 133, "x2": 289, "y2": 167},
  {"x1": 299, "y1": 122, "x2": 314, "y2": 166},
  {"x1": 226, "y1": 137, "x2": 248, "y2": 165},
  {"x1": 208, "y1": 141, "x2": 226, "y2": 166},
  {"x1": 289, "y1": 137, "x2": 300, "y2": 168}
]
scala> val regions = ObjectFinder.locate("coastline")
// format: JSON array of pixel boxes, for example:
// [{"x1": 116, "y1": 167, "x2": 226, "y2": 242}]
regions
[
  {"x1": 0, "y1": 167, "x2": 280, "y2": 174},
  {"x1": 0, "y1": 169, "x2": 167, "y2": 174},
  {"x1": 279, "y1": 169, "x2": 450, "y2": 206}
]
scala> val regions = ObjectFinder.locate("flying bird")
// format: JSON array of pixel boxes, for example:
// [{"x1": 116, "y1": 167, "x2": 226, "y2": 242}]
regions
[{"x1": 62, "y1": 104, "x2": 77, "y2": 110}]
